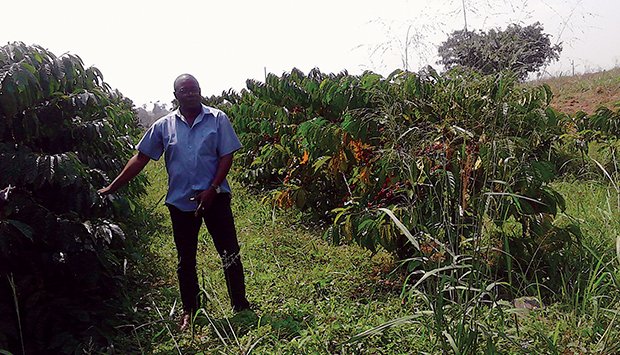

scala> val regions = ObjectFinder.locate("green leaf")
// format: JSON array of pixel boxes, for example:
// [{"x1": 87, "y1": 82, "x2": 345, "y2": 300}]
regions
[
  {"x1": 531, "y1": 161, "x2": 555, "y2": 182},
  {"x1": 412, "y1": 264, "x2": 469, "y2": 290},
  {"x1": 312, "y1": 156, "x2": 332, "y2": 173},
  {"x1": 8, "y1": 219, "x2": 34, "y2": 240},
  {"x1": 22, "y1": 62, "x2": 36, "y2": 74},
  {"x1": 294, "y1": 188, "x2": 306, "y2": 208},
  {"x1": 357, "y1": 218, "x2": 375, "y2": 232}
]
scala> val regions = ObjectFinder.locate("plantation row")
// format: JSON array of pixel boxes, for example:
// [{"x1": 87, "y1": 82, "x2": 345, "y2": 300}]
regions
[
  {"x1": 211, "y1": 67, "x2": 620, "y2": 294},
  {"x1": 212, "y1": 68, "x2": 619, "y2": 351}
]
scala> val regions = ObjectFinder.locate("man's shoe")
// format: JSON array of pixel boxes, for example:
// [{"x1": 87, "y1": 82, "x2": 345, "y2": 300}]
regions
[
  {"x1": 179, "y1": 312, "x2": 191, "y2": 331},
  {"x1": 233, "y1": 301, "x2": 258, "y2": 313}
]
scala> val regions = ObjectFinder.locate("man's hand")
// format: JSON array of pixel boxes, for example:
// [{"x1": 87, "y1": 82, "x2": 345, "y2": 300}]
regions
[
  {"x1": 98, "y1": 186, "x2": 114, "y2": 195},
  {"x1": 194, "y1": 187, "x2": 217, "y2": 217},
  {"x1": 96, "y1": 152, "x2": 150, "y2": 197}
]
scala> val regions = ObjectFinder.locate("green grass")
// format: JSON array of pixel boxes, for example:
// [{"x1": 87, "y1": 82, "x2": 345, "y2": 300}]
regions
[
  {"x1": 106, "y1": 160, "x2": 620, "y2": 354},
  {"x1": 112, "y1": 160, "x2": 432, "y2": 353}
]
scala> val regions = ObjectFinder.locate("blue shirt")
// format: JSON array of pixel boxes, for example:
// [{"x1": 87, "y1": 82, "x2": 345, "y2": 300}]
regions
[{"x1": 136, "y1": 105, "x2": 242, "y2": 211}]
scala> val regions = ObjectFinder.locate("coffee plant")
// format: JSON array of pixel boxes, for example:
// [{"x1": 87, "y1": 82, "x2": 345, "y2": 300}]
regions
[
  {"x1": 0, "y1": 42, "x2": 146, "y2": 353},
  {"x1": 218, "y1": 66, "x2": 591, "y2": 297},
  {"x1": 581, "y1": 105, "x2": 620, "y2": 177}
]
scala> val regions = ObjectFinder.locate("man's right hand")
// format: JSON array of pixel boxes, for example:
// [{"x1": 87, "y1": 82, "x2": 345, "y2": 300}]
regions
[
  {"x1": 98, "y1": 186, "x2": 114, "y2": 195},
  {"x1": 98, "y1": 152, "x2": 151, "y2": 197}
]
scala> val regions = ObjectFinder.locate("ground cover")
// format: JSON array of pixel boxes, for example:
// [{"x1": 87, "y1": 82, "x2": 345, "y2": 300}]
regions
[{"x1": 110, "y1": 158, "x2": 619, "y2": 354}]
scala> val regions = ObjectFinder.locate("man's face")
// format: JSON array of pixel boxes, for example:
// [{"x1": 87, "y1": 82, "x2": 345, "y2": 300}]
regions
[{"x1": 174, "y1": 77, "x2": 202, "y2": 110}]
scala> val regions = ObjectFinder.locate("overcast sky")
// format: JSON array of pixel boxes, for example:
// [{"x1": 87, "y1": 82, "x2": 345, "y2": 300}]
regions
[{"x1": 2, "y1": 0, "x2": 618, "y2": 107}]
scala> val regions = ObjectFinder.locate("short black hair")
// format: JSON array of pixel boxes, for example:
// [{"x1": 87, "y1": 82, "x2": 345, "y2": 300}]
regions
[{"x1": 173, "y1": 74, "x2": 199, "y2": 91}]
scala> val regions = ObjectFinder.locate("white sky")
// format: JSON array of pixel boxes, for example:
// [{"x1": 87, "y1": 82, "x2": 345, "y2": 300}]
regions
[{"x1": 2, "y1": 0, "x2": 619, "y2": 107}]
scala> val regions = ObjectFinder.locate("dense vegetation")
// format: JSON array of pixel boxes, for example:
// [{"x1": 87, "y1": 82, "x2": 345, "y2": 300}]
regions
[
  {"x1": 211, "y1": 66, "x2": 619, "y2": 352},
  {"x1": 0, "y1": 43, "x2": 147, "y2": 353},
  {"x1": 104, "y1": 159, "x2": 620, "y2": 354},
  {"x1": 225, "y1": 67, "x2": 578, "y2": 273}
]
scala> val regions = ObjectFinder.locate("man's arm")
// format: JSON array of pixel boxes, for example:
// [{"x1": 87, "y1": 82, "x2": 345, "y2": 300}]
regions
[
  {"x1": 98, "y1": 152, "x2": 151, "y2": 195},
  {"x1": 211, "y1": 153, "x2": 233, "y2": 188}
]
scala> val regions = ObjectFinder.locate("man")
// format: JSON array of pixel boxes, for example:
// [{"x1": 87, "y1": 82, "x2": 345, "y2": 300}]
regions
[{"x1": 99, "y1": 74, "x2": 250, "y2": 331}]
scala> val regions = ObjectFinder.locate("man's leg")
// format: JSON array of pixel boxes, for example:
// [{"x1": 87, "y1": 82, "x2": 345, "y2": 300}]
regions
[
  {"x1": 167, "y1": 204, "x2": 202, "y2": 313},
  {"x1": 203, "y1": 193, "x2": 250, "y2": 311}
]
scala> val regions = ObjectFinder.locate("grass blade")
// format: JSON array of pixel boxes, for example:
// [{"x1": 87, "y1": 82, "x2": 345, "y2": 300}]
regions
[
  {"x1": 378, "y1": 207, "x2": 420, "y2": 250},
  {"x1": 346, "y1": 312, "x2": 431, "y2": 343},
  {"x1": 616, "y1": 234, "x2": 620, "y2": 266},
  {"x1": 589, "y1": 157, "x2": 619, "y2": 192},
  {"x1": 443, "y1": 330, "x2": 459, "y2": 354},
  {"x1": 7, "y1": 274, "x2": 25, "y2": 355},
  {"x1": 413, "y1": 264, "x2": 469, "y2": 290}
]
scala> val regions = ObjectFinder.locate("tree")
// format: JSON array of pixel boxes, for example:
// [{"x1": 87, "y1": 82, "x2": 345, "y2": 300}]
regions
[
  {"x1": 437, "y1": 22, "x2": 562, "y2": 80},
  {"x1": 136, "y1": 101, "x2": 170, "y2": 127}
]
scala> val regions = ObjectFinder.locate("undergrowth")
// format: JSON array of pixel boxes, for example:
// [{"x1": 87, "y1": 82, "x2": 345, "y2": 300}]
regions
[{"x1": 99, "y1": 160, "x2": 620, "y2": 354}]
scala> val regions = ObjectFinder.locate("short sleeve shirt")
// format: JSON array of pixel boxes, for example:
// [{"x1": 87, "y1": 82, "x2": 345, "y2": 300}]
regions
[{"x1": 136, "y1": 105, "x2": 242, "y2": 211}]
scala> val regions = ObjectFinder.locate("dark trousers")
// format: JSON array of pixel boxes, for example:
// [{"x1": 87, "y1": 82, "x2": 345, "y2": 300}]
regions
[{"x1": 167, "y1": 193, "x2": 249, "y2": 313}]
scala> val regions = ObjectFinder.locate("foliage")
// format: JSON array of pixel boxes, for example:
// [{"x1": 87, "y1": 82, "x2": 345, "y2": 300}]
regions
[
  {"x1": 217, "y1": 71, "x2": 613, "y2": 355},
  {"x1": 437, "y1": 22, "x2": 562, "y2": 80},
  {"x1": 214, "y1": 66, "x2": 620, "y2": 354},
  {"x1": 135, "y1": 101, "x2": 170, "y2": 128},
  {"x1": 220, "y1": 68, "x2": 373, "y2": 221},
  {"x1": 0, "y1": 42, "x2": 146, "y2": 353},
  {"x1": 555, "y1": 103, "x2": 620, "y2": 179},
  {"x1": 196, "y1": 65, "x2": 602, "y2": 327},
  {"x1": 588, "y1": 104, "x2": 620, "y2": 177}
]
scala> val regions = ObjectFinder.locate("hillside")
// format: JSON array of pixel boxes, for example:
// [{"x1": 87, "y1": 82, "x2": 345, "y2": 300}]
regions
[{"x1": 534, "y1": 67, "x2": 620, "y2": 114}]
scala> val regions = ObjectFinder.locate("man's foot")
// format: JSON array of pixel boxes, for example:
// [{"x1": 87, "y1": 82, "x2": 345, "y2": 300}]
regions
[
  {"x1": 179, "y1": 312, "x2": 192, "y2": 331},
  {"x1": 233, "y1": 300, "x2": 257, "y2": 313}
]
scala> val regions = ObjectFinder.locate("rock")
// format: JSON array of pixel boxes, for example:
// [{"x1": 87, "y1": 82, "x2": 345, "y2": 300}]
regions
[{"x1": 513, "y1": 296, "x2": 543, "y2": 310}]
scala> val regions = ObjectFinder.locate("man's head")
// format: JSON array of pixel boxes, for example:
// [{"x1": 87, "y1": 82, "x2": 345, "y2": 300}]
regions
[{"x1": 174, "y1": 74, "x2": 202, "y2": 111}]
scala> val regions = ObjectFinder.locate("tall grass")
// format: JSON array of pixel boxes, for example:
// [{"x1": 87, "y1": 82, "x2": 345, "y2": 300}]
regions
[
  {"x1": 104, "y1": 156, "x2": 620, "y2": 353},
  {"x1": 351, "y1": 179, "x2": 620, "y2": 353},
  {"x1": 345, "y1": 73, "x2": 620, "y2": 353},
  {"x1": 110, "y1": 160, "x2": 426, "y2": 353}
]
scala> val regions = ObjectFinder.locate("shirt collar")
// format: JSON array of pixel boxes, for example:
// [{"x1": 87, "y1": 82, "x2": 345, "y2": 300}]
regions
[{"x1": 174, "y1": 104, "x2": 213, "y2": 126}]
